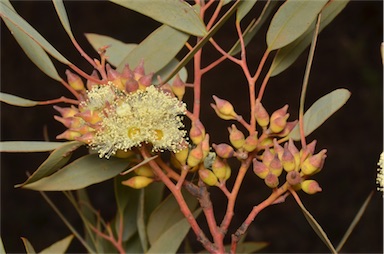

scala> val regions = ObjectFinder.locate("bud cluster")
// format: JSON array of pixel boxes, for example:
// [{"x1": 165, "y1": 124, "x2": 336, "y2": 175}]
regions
[{"x1": 253, "y1": 138, "x2": 326, "y2": 194}]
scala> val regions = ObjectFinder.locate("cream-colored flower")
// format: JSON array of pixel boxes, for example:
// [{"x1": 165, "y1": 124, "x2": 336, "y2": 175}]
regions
[
  {"x1": 377, "y1": 151, "x2": 384, "y2": 195},
  {"x1": 83, "y1": 84, "x2": 187, "y2": 158}
]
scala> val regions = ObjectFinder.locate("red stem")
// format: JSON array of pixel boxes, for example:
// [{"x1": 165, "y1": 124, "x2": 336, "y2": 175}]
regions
[{"x1": 37, "y1": 96, "x2": 79, "y2": 105}]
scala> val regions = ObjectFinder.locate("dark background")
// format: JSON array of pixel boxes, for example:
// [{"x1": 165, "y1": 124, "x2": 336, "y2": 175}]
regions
[{"x1": 1, "y1": 1, "x2": 383, "y2": 253}]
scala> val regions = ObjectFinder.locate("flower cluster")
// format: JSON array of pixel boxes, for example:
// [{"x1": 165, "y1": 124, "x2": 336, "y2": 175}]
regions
[{"x1": 55, "y1": 64, "x2": 187, "y2": 158}]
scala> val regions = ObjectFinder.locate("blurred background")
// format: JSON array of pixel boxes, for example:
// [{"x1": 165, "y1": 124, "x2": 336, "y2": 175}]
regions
[{"x1": 1, "y1": 1, "x2": 383, "y2": 253}]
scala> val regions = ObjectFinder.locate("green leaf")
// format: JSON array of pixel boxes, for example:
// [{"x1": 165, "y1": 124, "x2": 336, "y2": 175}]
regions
[
  {"x1": 266, "y1": 0, "x2": 328, "y2": 51},
  {"x1": 296, "y1": 197, "x2": 337, "y2": 253},
  {"x1": 147, "y1": 190, "x2": 198, "y2": 246},
  {"x1": 0, "y1": 141, "x2": 69, "y2": 152},
  {"x1": 39, "y1": 235, "x2": 74, "y2": 254},
  {"x1": 22, "y1": 154, "x2": 129, "y2": 191},
  {"x1": 21, "y1": 238, "x2": 36, "y2": 254},
  {"x1": 230, "y1": 0, "x2": 278, "y2": 56},
  {"x1": 137, "y1": 189, "x2": 149, "y2": 252},
  {"x1": 84, "y1": 33, "x2": 137, "y2": 66},
  {"x1": 336, "y1": 191, "x2": 374, "y2": 252},
  {"x1": 236, "y1": 0, "x2": 257, "y2": 22},
  {"x1": 270, "y1": 0, "x2": 349, "y2": 77},
  {"x1": 0, "y1": 237, "x2": 5, "y2": 254},
  {"x1": 147, "y1": 208, "x2": 201, "y2": 254},
  {"x1": 0, "y1": 1, "x2": 70, "y2": 65},
  {"x1": 153, "y1": 58, "x2": 188, "y2": 84},
  {"x1": 114, "y1": 175, "x2": 140, "y2": 242},
  {"x1": 289, "y1": 89, "x2": 351, "y2": 141},
  {"x1": 0, "y1": 92, "x2": 39, "y2": 107},
  {"x1": 15, "y1": 141, "x2": 83, "y2": 187},
  {"x1": 1, "y1": 1, "x2": 61, "y2": 81},
  {"x1": 116, "y1": 25, "x2": 189, "y2": 75},
  {"x1": 52, "y1": 0, "x2": 74, "y2": 39},
  {"x1": 109, "y1": 0, "x2": 206, "y2": 37}
]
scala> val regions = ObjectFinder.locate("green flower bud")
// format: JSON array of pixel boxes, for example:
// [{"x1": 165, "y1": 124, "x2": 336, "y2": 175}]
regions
[
  {"x1": 187, "y1": 143, "x2": 203, "y2": 167},
  {"x1": 273, "y1": 139, "x2": 284, "y2": 160},
  {"x1": 270, "y1": 105, "x2": 289, "y2": 133},
  {"x1": 264, "y1": 173, "x2": 279, "y2": 188},
  {"x1": 56, "y1": 130, "x2": 81, "y2": 140},
  {"x1": 212, "y1": 157, "x2": 227, "y2": 181},
  {"x1": 269, "y1": 154, "x2": 283, "y2": 177},
  {"x1": 243, "y1": 132, "x2": 259, "y2": 152},
  {"x1": 199, "y1": 167, "x2": 218, "y2": 186},
  {"x1": 122, "y1": 176, "x2": 154, "y2": 189},
  {"x1": 211, "y1": 95, "x2": 237, "y2": 120},
  {"x1": 54, "y1": 105, "x2": 78, "y2": 118},
  {"x1": 262, "y1": 148, "x2": 274, "y2": 167},
  {"x1": 228, "y1": 124, "x2": 245, "y2": 149},
  {"x1": 175, "y1": 146, "x2": 189, "y2": 165},
  {"x1": 134, "y1": 164, "x2": 155, "y2": 178},
  {"x1": 288, "y1": 139, "x2": 300, "y2": 170},
  {"x1": 254, "y1": 99, "x2": 269, "y2": 127},
  {"x1": 301, "y1": 149, "x2": 327, "y2": 175},
  {"x1": 253, "y1": 159, "x2": 269, "y2": 179},
  {"x1": 190, "y1": 120, "x2": 205, "y2": 145},
  {"x1": 301, "y1": 180, "x2": 322, "y2": 194},
  {"x1": 281, "y1": 144, "x2": 296, "y2": 172},
  {"x1": 66, "y1": 70, "x2": 85, "y2": 91},
  {"x1": 213, "y1": 143, "x2": 234, "y2": 158}
]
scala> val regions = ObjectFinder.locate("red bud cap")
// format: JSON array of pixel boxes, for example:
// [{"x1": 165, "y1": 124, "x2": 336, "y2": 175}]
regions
[
  {"x1": 86, "y1": 70, "x2": 100, "y2": 90},
  {"x1": 253, "y1": 159, "x2": 269, "y2": 179},
  {"x1": 53, "y1": 105, "x2": 78, "y2": 118},
  {"x1": 213, "y1": 143, "x2": 234, "y2": 158},
  {"x1": 243, "y1": 132, "x2": 259, "y2": 152},
  {"x1": 134, "y1": 60, "x2": 145, "y2": 76},
  {"x1": 106, "y1": 64, "x2": 120, "y2": 81},
  {"x1": 254, "y1": 99, "x2": 269, "y2": 127},
  {"x1": 262, "y1": 148, "x2": 274, "y2": 167},
  {"x1": 273, "y1": 139, "x2": 284, "y2": 160},
  {"x1": 269, "y1": 154, "x2": 283, "y2": 176},
  {"x1": 212, "y1": 95, "x2": 237, "y2": 120},
  {"x1": 125, "y1": 78, "x2": 140, "y2": 93},
  {"x1": 264, "y1": 173, "x2": 279, "y2": 188},
  {"x1": 281, "y1": 144, "x2": 296, "y2": 172},
  {"x1": 66, "y1": 70, "x2": 85, "y2": 91},
  {"x1": 139, "y1": 73, "x2": 153, "y2": 88},
  {"x1": 190, "y1": 120, "x2": 205, "y2": 145},
  {"x1": 199, "y1": 167, "x2": 218, "y2": 186},
  {"x1": 122, "y1": 64, "x2": 134, "y2": 79},
  {"x1": 286, "y1": 171, "x2": 301, "y2": 185}
]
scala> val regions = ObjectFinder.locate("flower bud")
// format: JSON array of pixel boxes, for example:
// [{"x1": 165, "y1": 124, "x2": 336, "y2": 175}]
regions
[
  {"x1": 56, "y1": 130, "x2": 81, "y2": 140},
  {"x1": 122, "y1": 176, "x2": 154, "y2": 189},
  {"x1": 160, "y1": 83, "x2": 173, "y2": 95},
  {"x1": 125, "y1": 78, "x2": 139, "y2": 93},
  {"x1": 262, "y1": 148, "x2": 274, "y2": 167},
  {"x1": 201, "y1": 134, "x2": 210, "y2": 159},
  {"x1": 270, "y1": 105, "x2": 289, "y2": 133},
  {"x1": 253, "y1": 159, "x2": 269, "y2": 179},
  {"x1": 199, "y1": 167, "x2": 218, "y2": 186},
  {"x1": 76, "y1": 110, "x2": 102, "y2": 125},
  {"x1": 75, "y1": 132, "x2": 94, "y2": 144},
  {"x1": 288, "y1": 139, "x2": 300, "y2": 170},
  {"x1": 301, "y1": 140, "x2": 317, "y2": 160},
  {"x1": 187, "y1": 143, "x2": 203, "y2": 167},
  {"x1": 275, "y1": 120, "x2": 298, "y2": 137},
  {"x1": 213, "y1": 143, "x2": 234, "y2": 158},
  {"x1": 66, "y1": 70, "x2": 85, "y2": 91},
  {"x1": 273, "y1": 139, "x2": 284, "y2": 160},
  {"x1": 114, "y1": 149, "x2": 135, "y2": 159},
  {"x1": 174, "y1": 146, "x2": 189, "y2": 165},
  {"x1": 301, "y1": 180, "x2": 322, "y2": 194},
  {"x1": 138, "y1": 73, "x2": 153, "y2": 88},
  {"x1": 212, "y1": 157, "x2": 227, "y2": 181},
  {"x1": 171, "y1": 74, "x2": 186, "y2": 100},
  {"x1": 86, "y1": 70, "x2": 100, "y2": 90},
  {"x1": 211, "y1": 95, "x2": 237, "y2": 120},
  {"x1": 134, "y1": 60, "x2": 145, "y2": 76},
  {"x1": 243, "y1": 132, "x2": 259, "y2": 152},
  {"x1": 286, "y1": 171, "x2": 302, "y2": 186},
  {"x1": 259, "y1": 137, "x2": 273, "y2": 148},
  {"x1": 254, "y1": 99, "x2": 269, "y2": 127},
  {"x1": 264, "y1": 173, "x2": 279, "y2": 188},
  {"x1": 301, "y1": 149, "x2": 327, "y2": 175},
  {"x1": 190, "y1": 120, "x2": 205, "y2": 145},
  {"x1": 134, "y1": 164, "x2": 155, "y2": 178},
  {"x1": 228, "y1": 124, "x2": 245, "y2": 149},
  {"x1": 281, "y1": 144, "x2": 296, "y2": 172},
  {"x1": 121, "y1": 64, "x2": 134, "y2": 79},
  {"x1": 269, "y1": 154, "x2": 283, "y2": 177},
  {"x1": 53, "y1": 105, "x2": 78, "y2": 118}
]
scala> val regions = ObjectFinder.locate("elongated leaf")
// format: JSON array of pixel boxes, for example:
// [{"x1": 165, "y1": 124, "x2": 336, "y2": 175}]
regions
[
  {"x1": 114, "y1": 175, "x2": 140, "y2": 242},
  {"x1": 0, "y1": 141, "x2": 69, "y2": 152},
  {"x1": 0, "y1": 92, "x2": 39, "y2": 107},
  {"x1": 336, "y1": 191, "x2": 374, "y2": 252},
  {"x1": 22, "y1": 154, "x2": 130, "y2": 191},
  {"x1": 289, "y1": 89, "x2": 351, "y2": 141},
  {"x1": 230, "y1": 1, "x2": 278, "y2": 56},
  {"x1": 270, "y1": 0, "x2": 349, "y2": 76},
  {"x1": 296, "y1": 198, "x2": 336, "y2": 253},
  {"x1": 21, "y1": 238, "x2": 36, "y2": 254},
  {"x1": 147, "y1": 208, "x2": 201, "y2": 254},
  {"x1": 236, "y1": 0, "x2": 257, "y2": 22},
  {"x1": 109, "y1": 0, "x2": 206, "y2": 37},
  {"x1": 2, "y1": 1, "x2": 61, "y2": 81},
  {"x1": 147, "y1": 190, "x2": 198, "y2": 245},
  {"x1": 137, "y1": 189, "x2": 149, "y2": 252},
  {"x1": 52, "y1": 0, "x2": 74, "y2": 39},
  {"x1": 116, "y1": 25, "x2": 189, "y2": 74},
  {"x1": 0, "y1": 2, "x2": 70, "y2": 65},
  {"x1": 84, "y1": 33, "x2": 137, "y2": 66},
  {"x1": 39, "y1": 235, "x2": 74, "y2": 254},
  {"x1": 15, "y1": 141, "x2": 83, "y2": 187},
  {"x1": 0, "y1": 237, "x2": 5, "y2": 254},
  {"x1": 266, "y1": 0, "x2": 328, "y2": 51}
]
